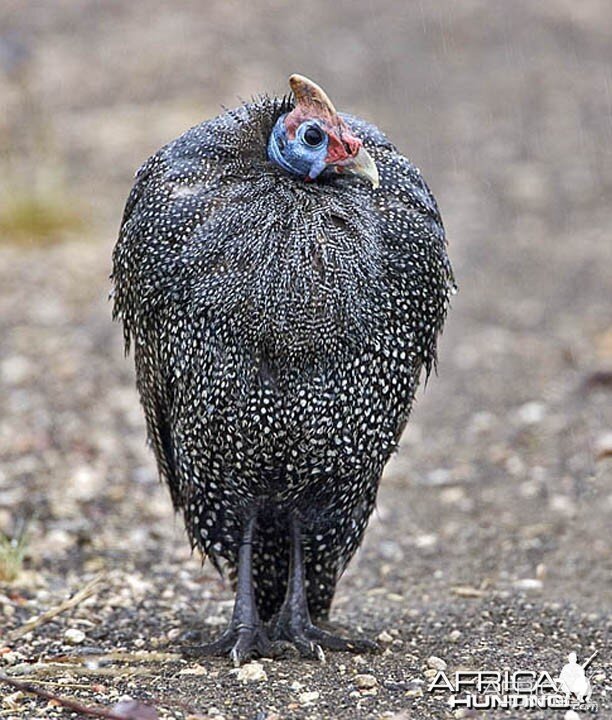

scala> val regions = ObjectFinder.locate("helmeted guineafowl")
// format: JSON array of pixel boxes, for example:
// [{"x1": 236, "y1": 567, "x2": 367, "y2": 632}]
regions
[{"x1": 112, "y1": 74, "x2": 454, "y2": 664}]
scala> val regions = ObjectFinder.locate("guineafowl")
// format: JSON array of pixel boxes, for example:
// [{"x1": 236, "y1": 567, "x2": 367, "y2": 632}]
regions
[{"x1": 112, "y1": 74, "x2": 454, "y2": 664}]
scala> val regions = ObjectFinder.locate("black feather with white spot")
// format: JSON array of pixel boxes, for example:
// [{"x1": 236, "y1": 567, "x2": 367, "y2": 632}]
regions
[{"x1": 112, "y1": 93, "x2": 454, "y2": 622}]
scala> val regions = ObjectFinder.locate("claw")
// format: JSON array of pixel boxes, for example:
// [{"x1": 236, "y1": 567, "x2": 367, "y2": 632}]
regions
[
  {"x1": 184, "y1": 623, "x2": 272, "y2": 665},
  {"x1": 271, "y1": 618, "x2": 376, "y2": 660},
  {"x1": 315, "y1": 644, "x2": 326, "y2": 663}
]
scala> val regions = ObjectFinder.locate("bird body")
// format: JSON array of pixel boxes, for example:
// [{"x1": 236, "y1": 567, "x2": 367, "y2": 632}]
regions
[{"x1": 113, "y1": 76, "x2": 453, "y2": 660}]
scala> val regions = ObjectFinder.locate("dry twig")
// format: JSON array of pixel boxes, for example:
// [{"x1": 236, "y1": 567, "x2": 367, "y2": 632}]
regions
[
  {"x1": 7, "y1": 574, "x2": 104, "y2": 642},
  {"x1": 0, "y1": 671, "x2": 157, "y2": 719}
]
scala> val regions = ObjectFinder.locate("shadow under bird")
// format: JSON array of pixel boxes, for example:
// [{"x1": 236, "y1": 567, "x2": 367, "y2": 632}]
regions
[{"x1": 112, "y1": 74, "x2": 454, "y2": 664}]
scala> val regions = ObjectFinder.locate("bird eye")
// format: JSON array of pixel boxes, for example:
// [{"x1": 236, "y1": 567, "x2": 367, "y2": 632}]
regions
[{"x1": 303, "y1": 125, "x2": 325, "y2": 147}]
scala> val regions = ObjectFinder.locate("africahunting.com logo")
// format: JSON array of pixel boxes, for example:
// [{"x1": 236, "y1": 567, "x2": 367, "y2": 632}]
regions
[{"x1": 428, "y1": 650, "x2": 599, "y2": 711}]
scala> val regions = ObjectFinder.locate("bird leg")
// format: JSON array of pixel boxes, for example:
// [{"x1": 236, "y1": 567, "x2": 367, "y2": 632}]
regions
[
  {"x1": 270, "y1": 515, "x2": 378, "y2": 660},
  {"x1": 184, "y1": 512, "x2": 271, "y2": 666}
]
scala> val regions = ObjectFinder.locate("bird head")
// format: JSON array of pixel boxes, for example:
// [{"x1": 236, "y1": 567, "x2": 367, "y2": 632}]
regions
[{"x1": 268, "y1": 74, "x2": 379, "y2": 188}]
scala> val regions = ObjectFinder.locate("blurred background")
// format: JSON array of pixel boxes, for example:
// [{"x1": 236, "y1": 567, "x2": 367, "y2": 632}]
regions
[{"x1": 0, "y1": 1, "x2": 610, "y2": 715}]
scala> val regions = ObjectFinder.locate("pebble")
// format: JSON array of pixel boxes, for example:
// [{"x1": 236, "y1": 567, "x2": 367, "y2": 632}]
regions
[
  {"x1": 467, "y1": 411, "x2": 496, "y2": 436},
  {"x1": 447, "y1": 629, "x2": 462, "y2": 642},
  {"x1": 516, "y1": 401, "x2": 546, "y2": 425},
  {"x1": 64, "y1": 628, "x2": 86, "y2": 644},
  {"x1": 354, "y1": 673, "x2": 378, "y2": 689},
  {"x1": 178, "y1": 664, "x2": 207, "y2": 676},
  {"x1": 1, "y1": 356, "x2": 34, "y2": 385},
  {"x1": 232, "y1": 661, "x2": 267, "y2": 683},
  {"x1": 298, "y1": 691, "x2": 319, "y2": 705},
  {"x1": 414, "y1": 533, "x2": 438, "y2": 549},
  {"x1": 451, "y1": 585, "x2": 487, "y2": 598},
  {"x1": 513, "y1": 578, "x2": 543, "y2": 591},
  {"x1": 549, "y1": 494, "x2": 576, "y2": 517},
  {"x1": 0, "y1": 651, "x2": 23, "y2": 665},
  {"x1": 564, "y1": 711, "x2": 580, "y2": 720},
  {"x1": 377, "y1": 630, "x2": 393, "y2": 644},
  {"x1": 595, "y1": 431, "x2": 612, "y2": 460},
  {"x1": 440, "y1": 487, "x2": 466, "y2": 505},
  {"x1": 426, "y1": 468, "x2": 453, "y2": 486},
  {"x1": 427, "y1": 655, "x2": 447, "y2": 671},
  {"x1": 2, "y1": 691, "x2": 25, "y2": 709},
  {"x1": 204, "y1": 615, "x2": 227, "y2": 626}
]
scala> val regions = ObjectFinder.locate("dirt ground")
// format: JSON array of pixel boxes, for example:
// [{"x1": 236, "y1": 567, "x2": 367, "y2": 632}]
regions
[{"x1": 0, "y1": 2, "x2": 610, "y2": 719}]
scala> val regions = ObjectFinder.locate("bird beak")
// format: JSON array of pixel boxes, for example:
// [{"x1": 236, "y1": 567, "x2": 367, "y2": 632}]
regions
[{"x1": 335, "y1": 146, "x2": 380, "y2": 189}]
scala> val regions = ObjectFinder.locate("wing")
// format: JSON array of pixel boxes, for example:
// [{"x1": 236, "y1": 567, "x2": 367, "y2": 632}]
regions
[
  {"x1": 111, "y1": 107, "x2": 255, "y2": 509},
  {"x1": 111, "y1": 152, "x2": 184, "y2": 507},
  {"x1": 343, "y1": 112, "x2": 455, "y2": 376}
]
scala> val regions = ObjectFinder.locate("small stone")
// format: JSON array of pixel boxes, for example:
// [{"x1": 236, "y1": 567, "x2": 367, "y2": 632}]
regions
[
  {"x1": 440, "y1": 487, "x2": 466, "y2": 505},
  {"x1": 467, "y1": 411, "x2": 495, "y2": 436},
  {"x1": 178, "y1": 664, "x2": 208, "y2": 676},
  {"x1": 448, "y1": 629, "x2": 462, "y2": 642},
  {"x1": 426, "y1": 468, "x2": 453, "y2": 486},
  {"x1": 204, "y1": 615, "x2": 227, "y2": 626},
  {"x1": 451, "y1": 585, "x2": 487, "y2": 598},
  {"x1": 516, "y1": 401, "x2": 546, "y2": 425},
  {"x1": 1, "y1": 356, "x2": 34, "y2": 385},
  {"x1": 424, "y1": 668, "x2": 438, "y2": 679},
  {"x1": 0, "y1": 651, "x2": 23, "y2": 665},
  {"x1": 427, "y1": 656, "x2": 447, "y2": 671},
  {"x1": 233, "y1": 661, "x2": 267, "y2": 683},
  {"x1": 414, "y1": 533, "x2": 437, "y2": 549},
  {"x1": 513, "y1": 578, "x2": 543, "y2": 591},
  {"x1": 298, "y1": 691, "x2": 319, "y2": 705},
  {"x1": 595, "y1": 432, "x2": 612, "y2": 460},
  {"x1": 2, "y1": 691, "x2": 25, "y2": 709},
  {"x1": 549, "y1": 494, "x2": 576, "y2": 517},
  {"x1": 64, "y1": 628, "x2": 86, "y2": 645},
  {"x1": 377, "y1": 630, "x2": 393, "y2": 644},
  {"x1": 564, "y1": 711, "x2": 580, "y2": 720},
  {"x1": 354, "y1": 673, "x2": 378, "y2": 689}
]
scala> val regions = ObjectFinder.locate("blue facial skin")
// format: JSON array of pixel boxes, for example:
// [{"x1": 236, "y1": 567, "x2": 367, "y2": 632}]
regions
[{"x1": 268, "y1": 115, "x2": 330, "y2": 181}]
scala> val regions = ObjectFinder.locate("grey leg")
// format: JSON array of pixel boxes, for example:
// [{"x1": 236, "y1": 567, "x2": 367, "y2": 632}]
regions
[
  {"x1": 184, "y1": 512, "x2": 271, "y2": 666},
  {"x1": 270, "y1": 515, "x2": 378, "y2": 660}
]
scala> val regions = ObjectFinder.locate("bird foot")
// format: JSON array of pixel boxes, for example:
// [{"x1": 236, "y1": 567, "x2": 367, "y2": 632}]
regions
[
  {"x1": 183, "y1": 622, "x2": 272, "y2": 666},
  {"x1": 270, "y1": 616, "x2": 379, "y2": 661}
]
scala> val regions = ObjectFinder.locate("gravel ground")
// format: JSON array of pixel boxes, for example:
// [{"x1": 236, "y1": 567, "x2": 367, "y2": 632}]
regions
[{"x1": 1, "y1": 2, "x2": 610, "y2": 719}]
